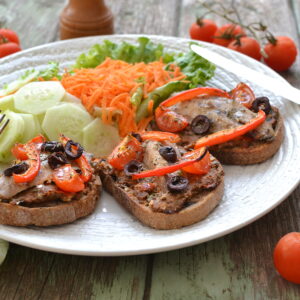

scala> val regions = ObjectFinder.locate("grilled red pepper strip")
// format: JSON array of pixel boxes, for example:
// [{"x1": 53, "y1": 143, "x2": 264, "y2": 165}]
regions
[
  {"x1": 195, "y1": 110, "x2": 266, "y2": 149},
  {"x1": 11, "y1": 135, "x2": 46, "y2": 160},
  {"x1": 140, "y1": 131, "x2": 181, "y2": 143},
  {"x1": 76, "y1": 154, "x2": 93, "y2": 182},
  {"x1": 132, "y1": 148, "x2": 207, "y2": 180},
  {"x1": 60, "y1": 135, "x2": 92, "y2": 182},
  {"x1": 157, "y1": 87, "x2": 231, "y2": 109},
  {"x1": 13, "y1": 142, "x2": 41, "y2": 183}
]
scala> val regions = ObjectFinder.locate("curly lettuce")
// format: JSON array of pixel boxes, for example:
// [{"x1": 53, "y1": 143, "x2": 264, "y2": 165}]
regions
[{"x1": 73, "y1": 37, "x2": 215, "y2": 88}]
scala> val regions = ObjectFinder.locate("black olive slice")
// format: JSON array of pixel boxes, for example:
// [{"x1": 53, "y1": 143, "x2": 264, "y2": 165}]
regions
[
  {"x1": 124, "y1": 160, "x2": 143, "y2": 176},
  {"x1": 65, "y1": 140, "x2": 83, "y2": 160},
  {"x1": 167, "y1": 175, "x2": 189, "y2": 193},
  {"x1": 191, "y1": 115, "x2": 211, "y2": 135},
  {"x1": 48, "y1": 152, "x2": 68, "y2": 169},
  {"x1": 251, "y1": 97, "x2": 271, "y2": 115},
  {"x1": 41, "y1": 141, "x2": 64, "y2": 153},
  {"x1": 4, "y1": 162, "x2": 29, "y2": 177},
  {"x1": 159, "y1": 146, "x2": 177, "y2": 163}
]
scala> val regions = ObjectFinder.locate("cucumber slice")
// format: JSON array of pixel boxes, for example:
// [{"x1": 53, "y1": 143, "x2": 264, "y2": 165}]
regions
[
  {"x1": 83, "y1": 118, "x2": 120, "y2": 157},
  {"x1": 62, "y1": 92, "x2": 82, "y2": 106},
  {"x1": 0, "y1": 110, "x2": 25, "y2": 162},
  {"x1": 0, "y1": 95, "x2": 15, "y2": 111},
  {"x1": 0, "y1": 239, "x2": 9, "y2": 265},
  {"x1": 0, "y1": 69, "x2": 39, "y2": 97},
  {"x1": 20, "y1": 114, "x2": 40, "y2": 143},
  {"x1": 42, "y1": 103, "x2": 93, "y2": 143},
  {"x1": 14, "y1": 81, "x2": 65, "y2": 115}
]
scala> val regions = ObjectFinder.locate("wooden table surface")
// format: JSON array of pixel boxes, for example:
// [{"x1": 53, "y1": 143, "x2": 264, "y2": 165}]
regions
[{"x1": 0, "y1": 0, "x2": 300, "y2": 299}]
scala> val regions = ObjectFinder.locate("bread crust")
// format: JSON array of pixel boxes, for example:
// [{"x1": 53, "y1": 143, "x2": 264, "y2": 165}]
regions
[
  {"x1": 209, "y1": 111, "x2": 284, "y2": 165},
  {"x1": 100, "y1": 163, "x2": 224, "y2": 230},
  {"x1": 0, "y1": 175, "x2": 101, "y2": 227}
]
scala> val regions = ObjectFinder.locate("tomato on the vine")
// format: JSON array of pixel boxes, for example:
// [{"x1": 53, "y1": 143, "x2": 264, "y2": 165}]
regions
[
  {"x1": 228, "y1": 37, "x2": 262, "y2": 60},
  {"x1": 0, "y1": 42, "x2": 21, "y2": 58},
  {"x1": 273, "y1": 232, "x2": 300, "y2": 284},
  {"x1": 0, "y1": 28, "x2": 20, "y2": 45},
  {"x1": 263, "y1": 36, "x2": 297, "y2": 72},
  {"x1": 213, "y1": 24, "x2": 246, "y2": 47},
  {"x1": 189, "y1": 19, "x2": 218, "y2": 43}
]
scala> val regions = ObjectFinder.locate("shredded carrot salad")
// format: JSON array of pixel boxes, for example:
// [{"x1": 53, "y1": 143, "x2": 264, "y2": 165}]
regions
[{"x1": 61, "y1": 58, "x2": 185, "y2": 136}]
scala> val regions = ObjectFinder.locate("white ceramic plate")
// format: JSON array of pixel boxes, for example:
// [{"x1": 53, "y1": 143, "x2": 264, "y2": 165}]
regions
[{"x1": 0, "y1": 35, "x2": 299, "y2": 256}]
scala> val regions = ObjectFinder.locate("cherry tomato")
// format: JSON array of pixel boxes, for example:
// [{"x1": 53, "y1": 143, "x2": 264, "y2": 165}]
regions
[
  {"x1": 228, "y1": 37, "x2": 262, "y2": 60},
  {"x1": 189, "y1": 19, "x2": 218, "y2": 43},
  {"x1": 273, "y1": 232, "x2": 300, "y2": 284},
  {"x1": 213, "y1": 24, "x2": 246, "y2": 47},
  {"x1": 108, "y1": 135, "x2": 143, "y2": 170},
  {"x1": 182, "y1": 149, "x2": 211, "y2": 175},
  {"x1": 53, "y1": 164, "x2": 85, "y2": 193},
  {"x1": 229, "y1": 82, "x2": 256, "y2": 108},
  {"x1": 156, "y1": 109, "x2": 189, "y2": 133},
  {"x1": 0, "y1": 28, "x2": 20, "y2": 45},
  {"x1": 263, "y1": 36, "x2": 297, "y2": 72},
  {"x1": 0, "y1": 42, "x2": 21, "y2": 58}
]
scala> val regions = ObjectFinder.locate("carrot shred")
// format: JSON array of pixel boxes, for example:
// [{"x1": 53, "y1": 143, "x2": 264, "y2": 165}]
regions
[{"x1": 61, "y1": 57, "x2": 185, "y2": 136}]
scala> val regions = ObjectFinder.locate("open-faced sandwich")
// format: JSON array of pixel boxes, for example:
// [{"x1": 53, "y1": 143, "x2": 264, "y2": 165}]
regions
[
  {"x1": 95, "y1": 131, "x2": 224, "y2": 229},
  {"x1": 0, "y1": 135, "x2": 101, "y2": 226},
  {"x1": 152, "y1": 83, "x2": 284, "y2": 165}
]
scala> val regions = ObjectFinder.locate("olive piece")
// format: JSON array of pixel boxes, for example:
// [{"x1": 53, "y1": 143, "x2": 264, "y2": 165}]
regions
[
  {"x1": 4, "y1": 162, "x2": 29, "y2": 177},
  {"x1": 191, "y1": 115, "x2": 211, "y2": 135},
  {"x1": 65, "y1": 140, "x2": 83, "y2": 160},
  {"x1": 159, "y1": 146, "x2": 177, "y2": 163},
  {"x1": 167, "y1": 175, "x2": 189, "y2": 193},
  {"x1": 124, "y1": 160, "x2": 143, "y2": 176},
  {"x1": 48, "y1": 152, "x2": 68, "y2": 169},
  {"x1": 41, "y1": 141, "x2": 64, "y2": 153},
  {"x1": 251, "y1": 97, "x2": 271, "y2": 115}
]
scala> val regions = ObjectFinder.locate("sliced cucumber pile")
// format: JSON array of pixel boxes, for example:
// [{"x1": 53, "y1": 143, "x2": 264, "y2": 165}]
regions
[
  {"x1": 0, "y1": 81, "x2": 121, "y2": 163},
  {"x1": 14, "y1": 81, "x2": 65, "y2": 114},
  {"x1": 42, "y1": 103, "x2": 93, "y2": 144}
]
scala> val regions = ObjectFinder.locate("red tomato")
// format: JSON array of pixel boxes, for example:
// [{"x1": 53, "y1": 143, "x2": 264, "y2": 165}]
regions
[
  {"x1": 0, "y1": 42, "x2": 21, "y2": 58},
  {"x1": 53, "y1": 164, "x2": 85, "y2": 193},
  {"x1": 229, "y1": 82, "x2": 256, "y2": 108},
  {"x1": 0, "y1": 28, "x2": 20, "y2": 45},
  {"x1": 228, "y1": 37, "x2": 262, "y2": 60},
  {"x1": 156, "y1": 109, "x2": 189, "y2": 133},
  {"x1": 213, "y1": 24, "x2": 246, "y2": 47},
  {"x1": 189, "y1": 19, "x2": 218, "y2": 43},
  {"x1": 108, "y1": 135, "x2": 143, "y2": 170},
  {"x1": 273, "y1": 232, "x2": 300, "y2": 284},
  {"x1": 263, "y1": 36, "x2": 297, "y2": 72},
  {"x1": 182, "y1": 149, "x2": 211, "y2": 175}
]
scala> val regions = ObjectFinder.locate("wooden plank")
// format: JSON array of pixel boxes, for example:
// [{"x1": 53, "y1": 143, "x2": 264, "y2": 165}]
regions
[
  {"x1": 0, "y1": 0, "x2": 64, "y2": 49},
  {"x1": 108, "y1": 0, "x2": 181, "y2": 36},
  {"x1": 150, "y1": 1, "x2": 300, "y2": 299}
]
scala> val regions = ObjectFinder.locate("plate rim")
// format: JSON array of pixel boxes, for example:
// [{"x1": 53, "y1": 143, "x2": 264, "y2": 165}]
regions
[{"x1": 0, "y1": 34, "x2": 299, "y2": 256}]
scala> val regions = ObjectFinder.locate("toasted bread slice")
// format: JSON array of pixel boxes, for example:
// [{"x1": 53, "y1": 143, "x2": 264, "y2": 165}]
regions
[
  {"x1": 98, "y1": 156, "x2": 224, "y2": 230},
  {"x1": 209, "y1": 111, "x2": 284, "y2": 165},
  {"x1": 0, "y1": 175, "x2": 101, "y2": 227}
]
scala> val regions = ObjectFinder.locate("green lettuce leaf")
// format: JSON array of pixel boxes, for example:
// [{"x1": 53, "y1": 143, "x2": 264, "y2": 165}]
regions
[{"x1": 73, "y1": 38, "x2": 215, "y2": 87}]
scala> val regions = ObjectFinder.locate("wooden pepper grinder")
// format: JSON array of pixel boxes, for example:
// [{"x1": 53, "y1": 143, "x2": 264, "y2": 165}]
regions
[{"x1": 59, "y1": 0, "x2": 114, "y2": 40}]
